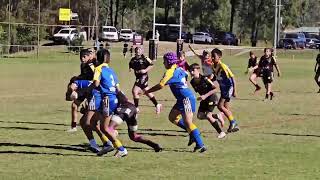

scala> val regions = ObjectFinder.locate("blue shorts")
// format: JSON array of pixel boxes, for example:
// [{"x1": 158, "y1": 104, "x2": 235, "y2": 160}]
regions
[
  {"x1": 88, "y1": 90, "x2": 118, "y2": 116},
  {"x1": 220, "y1": 85, "x2": 233, "y2": 102},
  {"x1": 174, "y1": 95, "x2": 196, "y2": 113}
]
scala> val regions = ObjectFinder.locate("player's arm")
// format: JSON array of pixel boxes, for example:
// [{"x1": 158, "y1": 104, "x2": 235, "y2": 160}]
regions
[
  {"x1": 138, "y1": 57, "x2": 154, "y2": 74},
  {"x1": 231, "y1": 77, "x2": 237, "y2": 98},
  {"x1": 197, "y1": 78, "x2": 217, "y2": 101},
  {"x1": 188, "y1": 44, "x2": 201, "y2": 58},
  {"x1": 273, "y1": 58, "x2": 281, "y2": 77},
  {"x1": 146, "y1": 68, "x2": 174, "y2": 93}
]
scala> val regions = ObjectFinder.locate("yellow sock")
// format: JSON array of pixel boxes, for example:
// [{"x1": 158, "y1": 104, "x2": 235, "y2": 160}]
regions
[
  {"x1": 113, "y1": 139, "x2": 123, "y2": 149},
  {"x1": 187, "y1": 123, "x2": 197, "y2": 133},
  {"x1": 171, "y1": 114, "x2": 182, "y2": 125},
  {"x1": 227, "y1": 115, "x2": 234, "y2": 121},
  {"x1": 101, "y1": 135, "x2": 109, "y2": 144}
]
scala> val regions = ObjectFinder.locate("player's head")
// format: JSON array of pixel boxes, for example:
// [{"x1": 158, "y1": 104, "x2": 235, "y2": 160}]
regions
[
  {"x1": 203, "y1": 50, "x2": 210, "y2": 59},
  {"x1": 249, "y1": 51, "x2": 255, "y2": 58},
  {"x1": 264, "y1": 48, "x2": 272, "y2": 57},
  {"x1": 97, "y1": 48, "x2": 111, "y2": 64},
  {"x1": 88, "y1": 49, "x2": 96, "y2": 61},
  {"x1": 178, "y1": 51, "x2": 185, "y2": 61},
  {"x1": 80, "y1": 49, "x2": 90, "y2": 63},
  {"x1": 211, "y1": 48, "x2": 222, "y2": 63},
  {"x1": 135, "y1": 46, "x2": 143, "y2": 57},
  {"x1": 163, "y1": 52, "x2": 178, "y2": 69},
  {"x1": 189, "y1": 63, "x2": 201, "y2": 78}
]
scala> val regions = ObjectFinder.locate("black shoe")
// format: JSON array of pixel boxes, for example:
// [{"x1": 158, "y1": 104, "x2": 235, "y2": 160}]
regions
[
  {"x1": 227, "y1": 122, "x2": 240, "y2": 133},
  {"x1": 97, "y1": 145, "x2": 114, "y2": 156},
  {"x1": 270, "y1": 92, "x2": 274, "y2": 100},
  {"x1": 88, "y1": 146, "x2": 100, "y2": 153},
  {"x1": 193, "y1": 146, "x2": 207, "y2": 153},
  {"x1": 187, "y1": 136, "x2": 195, "y2": 146},
  {"x1": 154, "y1": 144, "x2": 163, "y2": 152}
]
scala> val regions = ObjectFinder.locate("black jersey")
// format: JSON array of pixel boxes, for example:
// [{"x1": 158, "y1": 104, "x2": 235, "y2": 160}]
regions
[
  {"x1": 129, "y1": 55, "x2": 153, "y2": 78},
  {"x1": 316, "y1": 54, "x2": 320, "y2": 64},
  {"x1": 258, "y1": 55, "x2": 277, "y2": 72},
  {"x1": 247, "y1": 57, "x2": 258, "y2": 68},
  {"x1": 190, "y1": 75, "x2": 215, "y2": 95},
  {"x1": 77, "y1": 62, "x2": 95, "y2": 80}
]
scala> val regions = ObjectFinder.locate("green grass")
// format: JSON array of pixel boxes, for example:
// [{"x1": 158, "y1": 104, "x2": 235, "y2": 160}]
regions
[{"x1": 0, "y1": 46, "x2": 320, "y2": 180}]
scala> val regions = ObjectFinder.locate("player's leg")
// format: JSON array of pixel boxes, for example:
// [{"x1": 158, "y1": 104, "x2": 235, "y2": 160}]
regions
[
  {"x1": 99, "y1": 96, "x2": 127, "y2": 157},
  {"x1": 144, "y1": 86, "x2": 162, "y2": 114},
  {"x1": 127, "y1": 116, "x2": 162, "y2": 152},
  {"x1": 132, "y1": 85, "x2": 142, "y2": 111},
  {"x1": 90, "y1": 113, "x2": 113, "y2": 151},
  {"x1": 314, "y1": 72, "x2": 320, "y2": 92},
  {"x1": 205, "y1": 112, "x2": 225, "y2": 138},
  {"x1": 80, "y1": 110, "x2": 100, "y2": 153},
  {"x1": 168, "y1": 106, "x2": 187, "y2": 131},
  {"x1": 181, "y1": 97, "x2": 206, "y2": 152},
  {"x1": 249, "y1": 73, "x2": 261, "y2": 93},
  {"x1": 223, "y1": 100, "x2": 239, "y2": 133},
  {"x1": 68, "y1": 101, "x2": 79, "y2": 132}
]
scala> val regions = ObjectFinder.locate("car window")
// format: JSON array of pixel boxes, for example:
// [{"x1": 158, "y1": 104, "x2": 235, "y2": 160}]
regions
[
  {"x1": 285, "y1": 34, "x2": 298, "y2": 38},
  {"x1": 59, "y1": 30, "x2": 69, "y2": 34},
  {"x1": 194, "y1": 32, "x2": 204, "y2": 36},
  {"x1": 121, "y1": 30, "x2": 132, "y2": 34},
  {"x1": 71, "y1": 30, "x2": 77, "y2": 34},
  {"x1": 103, "y1": 28, "x2": 117, "y2": 32}
]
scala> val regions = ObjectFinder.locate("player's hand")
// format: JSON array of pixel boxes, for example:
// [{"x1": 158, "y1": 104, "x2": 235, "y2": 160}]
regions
[
  {"x1": 197, "y1": 95, "x2": 205, "y2": 101},
  {"x1": 139, "y1": 69, "x2": 147, "y2": 74},
  {"x1": 232, "y1": 91, "x2": 237, "y2": 98}
]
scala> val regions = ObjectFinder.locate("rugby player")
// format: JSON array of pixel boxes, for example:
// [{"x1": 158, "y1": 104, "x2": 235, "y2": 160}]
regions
[
  {"x1": 146, "y1": 52, "x2": 207, "y2": 153},
  {"x1": 211, "y1": 48, "x2": 239, "y2": 133},
  {"x1": 188, "y1": 44, "x2": 214, "y2": 79},
  {"x1": 258, "y1": 48, "x2": 281, "y2": 100},
  {"x1": 246, "y1": 51, "x2": 261, "y2": 93},
  {"x1": 189, "y1": 63, "x2": 226, "y2": 139},
  {"x1": 177, "y1": 51, "x2": 190, "y2": 71},
  {"x1": 129, "y1": 47, "x2": 162, "y2": 113},
  {"x1": 314, "y1": 53, "x2": 320, "y2": 93}
]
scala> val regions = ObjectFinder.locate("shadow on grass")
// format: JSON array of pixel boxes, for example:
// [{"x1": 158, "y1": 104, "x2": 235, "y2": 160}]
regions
[
  {"x1": 236, "y1": 98, "x2": 262, "y2": 102},
  {"x1": 0, "y1": 142, "x2": 87, "y2": 152},
  {"x1": 0, "y1": 150, "x2": 97, "y2": 157},
  {"x1": 0, "y1": 126, "x2": 64, "y2": 131},
  {"x1": 0, "y1": 120, "x2": 68, "y2": 127},
  {"x1": 270, "y1": 132, "x2": 320, "y2": 138},
  {"x1": 285, "y1": 113, "x2": 319, "y2": 117}
]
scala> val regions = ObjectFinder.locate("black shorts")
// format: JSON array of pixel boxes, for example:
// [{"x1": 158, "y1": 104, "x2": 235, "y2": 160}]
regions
[
  {"x1": 134, "y1": 74, "x2": 149, "y2": 89},
  {"x1": 116, "y1": 103, "x2": 138, "y2": 130},
  {"x1": 198, "y1": 94, "x2": 218, "y2": 113},
  {"x1": 262, "y1": 70, "x2": 273, "y2": 84}
]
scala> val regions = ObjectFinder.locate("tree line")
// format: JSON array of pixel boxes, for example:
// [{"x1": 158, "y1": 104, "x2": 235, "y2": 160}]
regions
[{"x1": 0, "y1": 0, "x2": 319, "y2": 50}]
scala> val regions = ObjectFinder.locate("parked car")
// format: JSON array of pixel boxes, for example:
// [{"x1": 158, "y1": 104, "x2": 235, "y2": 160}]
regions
[
  {"x1": 119, "y1": 29, "x2": 134, "y2": 41},
  {"x1": 167, "y1": 30, "x2": 187, "y2": 42},
  {"x1": 192, "y1": 32, "x2": 213, "y2": 44},
  {"x1": 278, "y1": 39, "x2": 296, "y2": 49},
  {"x1": 214, "y1": 31, "x2": 238, "y2": 45},
  {"x1": 284, "y1": 33, "x2": 306, "y2": 48},
  {"x1": 100, "y1": 26, "x2": 119, "y2": 41},
  {"x1": 306, "y1": 38, "x2": 320, "y2": 49},
  {"x1": 53, "y1": 28, "x2": 79, "y2": 44}
]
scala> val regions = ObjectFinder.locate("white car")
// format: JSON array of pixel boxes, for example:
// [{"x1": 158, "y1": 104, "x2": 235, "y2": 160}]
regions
[
  {"x1": 101, "y1": 26, "x2": 119, "y2": 41},
  {"x1": 53, "y1": 28, "x2": 78, "y2": 44},
  {"x1": 192, "y1": 32, "x2": 213, "y2": 44},
  {"x1": 119, "y1": 29, "x2": 134, "y2": 41}
]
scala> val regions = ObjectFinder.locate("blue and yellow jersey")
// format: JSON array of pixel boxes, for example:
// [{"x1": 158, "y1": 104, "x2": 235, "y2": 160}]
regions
[
  {"x1": 159, "y1": 64, "x2": 194, "y2": 100},
  {"x1": 93, "y1": 63, "x2": 119, "y2": 96},
  {"x1": 212, "y1": 61, "x2": 234, "y2": 87}
]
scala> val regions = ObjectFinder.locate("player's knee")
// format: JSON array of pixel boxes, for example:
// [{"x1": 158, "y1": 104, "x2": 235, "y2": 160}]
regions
[
  {"x1": 197, "y1": 112, "x2": 206, "y2": 120},
  {"x1": 129, "y1": 132, "x2": 141, "y2": 142}
]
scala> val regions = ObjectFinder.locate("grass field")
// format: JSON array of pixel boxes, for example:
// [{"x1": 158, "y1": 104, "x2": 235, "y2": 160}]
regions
[{"x1": 0, "y1": 44, "x2": 320, "y2": 180}]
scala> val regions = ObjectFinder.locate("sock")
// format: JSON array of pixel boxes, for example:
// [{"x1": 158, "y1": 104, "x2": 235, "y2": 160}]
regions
[
  {"x1": 211, "y1": 121, "x2": 222, "y2": 134},
  {"x1": 71, "y1": 122, "x2": 77, "y2": 128},
  {"x1": 255, "y1": 84, "x2": 260, "y2": 88},
  {"x1": 227, "y1": 115, "x2": 234, "y2": 122},
  {"x1": 149, "y1": 96, "x2": 158, "y2": 106},
  {"x1": 89, "y1": 139, "x2": 99, "y2": 148},
  {"x1": 101, "y1": 135, "x2": 109, "y2": 143},
  {"x1": 173, "y1": 115, "x2": 187, "y2": 130},
  {"x1": 265, "y1": 94, "x2": 269, "y2": 99},
  {"x1": 189, "y1": 127, "x2": 204, "y2": 148},
  {"x1": 113, "y1": 139, "x2": 125, "y2": 151},
  {"x1": 134, "y1": 98, "x2": 139, "y2": 107}
]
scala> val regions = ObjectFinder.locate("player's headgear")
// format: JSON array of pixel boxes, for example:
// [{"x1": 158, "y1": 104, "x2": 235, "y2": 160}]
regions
[{"x1": 163, "y1": 52, "x2": 178, "y2": 65}]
